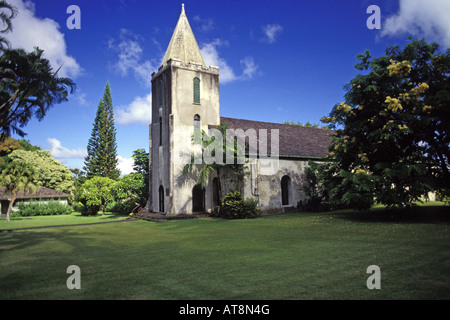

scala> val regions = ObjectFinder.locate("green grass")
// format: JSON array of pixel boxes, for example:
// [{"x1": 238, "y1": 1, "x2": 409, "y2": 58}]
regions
[
  {"x1": 0, "y1": 211, "x2": 128, "y2": 230},
  {"x1": 0, "y1": 204, "x2": 449, "y2": 300}
]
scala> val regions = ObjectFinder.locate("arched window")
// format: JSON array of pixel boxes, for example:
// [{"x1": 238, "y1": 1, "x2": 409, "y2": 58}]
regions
[
  {"x1": 193, "y1": 77, "x2": 200, "y2": 104},
  {"x1": 281, "y1": 175, "x2": 291, "y2": 206},
  {"x1": 194, "y1": 114, "x2": 201, "y2": 129},
  {"x1": 194, "y1": 114, "x2": 201, "y2": 144},
  {"x1": 159, "y1": 185, "x2": 164, "y2": 212},
  {"x1": 159, "y1": 117, "x2": 163, "y2": 146}
]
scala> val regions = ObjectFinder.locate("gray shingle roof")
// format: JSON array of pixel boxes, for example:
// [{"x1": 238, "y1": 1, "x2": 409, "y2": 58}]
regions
[
  {"x1": 214, "y1": 117, "x2": 333, "y2": 159},
  {"x1": 0, "y1": 186, "x2": 71, "y2": 201}
]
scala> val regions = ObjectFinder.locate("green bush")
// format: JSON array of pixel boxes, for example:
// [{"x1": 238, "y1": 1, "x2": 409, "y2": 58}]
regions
[
  {"x1": 108, "y1": 200, "x2": 138, "y2": 214},
  {"x1": 15, "y1": 200, "x2": 73, "y2": 216},
  {"x1": 243, "y1": 197, "x2": 261, "y2": 218},
  {"x1": 220, "y1": 191, "x2": 260, "y2": 219}
]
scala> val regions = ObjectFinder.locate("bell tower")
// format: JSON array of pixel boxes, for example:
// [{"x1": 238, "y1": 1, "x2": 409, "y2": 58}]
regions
[{"x1": 149, "y1": 4, "x2": 220, "y2": 214}]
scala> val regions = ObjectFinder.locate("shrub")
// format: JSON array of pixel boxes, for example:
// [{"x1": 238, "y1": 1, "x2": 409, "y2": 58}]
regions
[
  {"x1": 15, "y1": 200, "x2": 73, "y2": 216},
  {"x1": 243, "y1": 197, "x2": 261, "y2": 218},
  {"x1": 108, "y1": 200, "x2": 138, "y2": 214},
  {"x1": 220, "y1": 191, "x2": 260, "y2": 219}
]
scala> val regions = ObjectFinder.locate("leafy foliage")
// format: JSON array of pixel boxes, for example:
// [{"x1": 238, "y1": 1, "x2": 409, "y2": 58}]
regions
[
  {"x1": 76, "y1": 176, "x2": 116, "y2": 215},
  {"x1": 0, "y1": 159, "x2": 38, "y2": 221},
  {"x1": 0, "y1": 47, "x2": 76, "y2": 139},
  {"x1": 220, "y1": 191, "x2": 260, "y2": 219},
  {"x1": 15, "y1": 200, "x2": 73, "y2": 216},
  {"x1": 75, "y1": 173, "x2": 145, "y2": 215},
  {"x1": 319, "y1": 38, "x2": 450, "y2": 209},
  {"x1": 131, "y1": 148, "x2": 149, "y2": 206},
  {"x1": 282, "y1": 120, "x2": 331, "y2": 129},
  {"x1": 8, "y1": 149, "x2": 75, "y2": 195},
  {"x1": 83, "y1": 82, "x2": 120, "y2": 180},
  {"x1": 0, "y1": 0, "x2": 17, "y2": 49}
]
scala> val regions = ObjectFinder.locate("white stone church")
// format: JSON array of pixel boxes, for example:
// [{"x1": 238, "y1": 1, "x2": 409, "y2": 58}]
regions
[{"x1": 148, "y1": 5, "x2": 332, "y2": 215}]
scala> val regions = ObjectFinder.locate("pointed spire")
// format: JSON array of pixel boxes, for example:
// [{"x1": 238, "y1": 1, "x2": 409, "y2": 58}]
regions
[{"x1": 161, "y1": 4, "x2": 206, "y2": 67}]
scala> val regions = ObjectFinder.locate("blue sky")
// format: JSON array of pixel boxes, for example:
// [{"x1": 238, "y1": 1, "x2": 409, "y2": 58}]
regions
[{"x1": 4, "y1": 0, "x2": 450, "y2": 174}]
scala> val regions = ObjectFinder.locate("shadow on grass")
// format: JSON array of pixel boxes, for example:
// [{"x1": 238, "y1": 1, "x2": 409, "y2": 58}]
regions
[
  {"x1": 330, "y1": 204, "x2": 450, "y2": 224},
  {"x1": 73, "y1": 212, "x2": 128, "y2": 220}
]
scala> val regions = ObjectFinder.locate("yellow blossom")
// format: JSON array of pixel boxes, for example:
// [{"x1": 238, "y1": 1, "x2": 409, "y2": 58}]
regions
[
  {"x1": 399, "y1": 92, "x2": 410, "y2": 102},
  {"x1": 411, "y1": 82, "x2": 429, "y2": 95},
  {"x1": 422, "y1": 105, "x2": 433, "y2": 112},
  {"x1": 387, "y1": 59, "x2": 411, "y2": 76},
  {"x1": 337, "y1": 102, "x2": 352, "y2": 113},
  {"x1": 385, "y1": 96, "x2": 403, "y2": 112},
  {"x1": 358, "y1": 153, "x2": 369, "y2": 163}
]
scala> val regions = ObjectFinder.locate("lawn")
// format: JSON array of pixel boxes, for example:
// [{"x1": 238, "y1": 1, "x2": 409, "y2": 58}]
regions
[
  {"x1": 0, "y1": 204, "x2": 449, "y2": 300},
  {"x1": 0, "y1": 211, "x2": 128, "y2": 230}
]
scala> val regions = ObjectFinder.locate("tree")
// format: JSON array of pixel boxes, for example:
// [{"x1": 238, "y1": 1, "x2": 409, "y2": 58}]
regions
[
  {"x1": 76, "y1": 176, "x2": 116, "y2": 215},
  {"x1": 319, "y1": 38, "x2": 450, "y2": 209},
  {"x1": 131, "y1": 148, "x2": 149, "y2": 206},
  {"x1": 282, "y1": 120, "x2": 331, "y2": 129},
  {"x1": 115, "y1": 173, "x2": 144, "y2": 206},
  {"x1": 0, "y1": 137, "x2": 40, "y2": 158},
  {"x1": 0, "y1": 160, "x2": 38, "y2": 222},
  {"x1": 83, "y1": 82, "x2": 120, "y2": 180},
  {"x1": 0, "y1": 135, "x2": 20, "y2": 157},
  {"x1": 0, "y1": 0, "x2": 17, "y2": 49},
  {"x1": 8, "y1": 149, "x2": 75, "y2": 195},
  {"x1": 19, "y1": 139, "x2": 41, "y2": 151},
  {"x1": 0, "y1": 47, "x2": 76, "y2": 140}
]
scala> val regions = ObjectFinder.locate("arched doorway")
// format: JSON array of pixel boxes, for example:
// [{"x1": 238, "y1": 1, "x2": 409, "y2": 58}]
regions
[
  {"x1": 281, "y1": 175, "x2": 291, "y2": 206},
  {"x1": 158, "y1": 185, "x2": 164, "y2": 212},
  {"x1": 192, "y1": 184, "x2": 205, "y2": 212}
]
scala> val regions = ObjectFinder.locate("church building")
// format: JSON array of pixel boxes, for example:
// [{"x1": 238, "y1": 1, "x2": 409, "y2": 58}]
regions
[{"x1": 148, "y1": 4, "x2": 332, "y2": 215}]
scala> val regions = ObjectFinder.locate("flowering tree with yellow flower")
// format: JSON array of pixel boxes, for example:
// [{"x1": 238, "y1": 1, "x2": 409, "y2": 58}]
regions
[{"x1": 317, "y1": 38, "x2": 450, "y2": 209}]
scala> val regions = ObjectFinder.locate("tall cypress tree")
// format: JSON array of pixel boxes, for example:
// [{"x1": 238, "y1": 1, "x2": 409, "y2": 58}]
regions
[{"x1": 84, "y1": 82, "x2": 120, "y2": 180}]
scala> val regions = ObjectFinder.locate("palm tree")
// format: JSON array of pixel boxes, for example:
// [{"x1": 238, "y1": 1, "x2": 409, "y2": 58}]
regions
[
  {"x1": 183, "y1": 123, "x2": 247, "y2": 212},
  {"x1": 0, "y1": 0, "x2": 18, "y2": 49},
  {"x1": 0, "y1": 47, "x2": 76, "y2": 140},
  {"x1": 0, "y1": 160, "x2": 38, "y2": 222}
]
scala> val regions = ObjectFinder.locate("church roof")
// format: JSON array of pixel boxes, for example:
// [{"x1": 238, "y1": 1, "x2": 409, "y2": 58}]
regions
[
  {"x1": 161, "y1": 4, "x2": 206, "y2": 67},
  {"x1": 217, "y1": 117, "x2": 333, "y2": 159}
]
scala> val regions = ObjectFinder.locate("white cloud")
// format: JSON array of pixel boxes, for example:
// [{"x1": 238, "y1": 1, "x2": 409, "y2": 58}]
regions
[
  {"x1": 46, "y1": 138, "x2": 87, "y2": 159},
  {"x1": 72, "y1": 90, "x2": 89, "y2": 106},
  {"x1": 201, "y1": 39, "x2": 236, "y2": 83},
  {"x1": 261, "y1": 24, "x2": 283, "y2": 44},
  {"x1": 108, "y1": 29, "x2": 156, "y2": 86},
  {"x1": 200, "y1": 39, "x2": 259, "y2": 83},
  {"x1": 4, "y1": 0, "x2": 82, "y2": 78},
  {"x1": 240, "y1": 56, "x2": 259, "y2": 79},
  {"x1": 116, "y1": 93, "x2": 152, "y2": 125},
  {"x1": 381, "y1": 0, "x2": 450, "y2": 48},
  {"x1": 193, "y1": 15, "x2": 214, "y2": 33},
  {"x1": 118, "y1": 155, "x2": 135, "y2": 175}
]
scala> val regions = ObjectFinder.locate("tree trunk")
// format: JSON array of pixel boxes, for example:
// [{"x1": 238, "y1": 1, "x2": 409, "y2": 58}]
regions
[{"x1": 6, "y1": 190, "x2": 17, "y2": 223}]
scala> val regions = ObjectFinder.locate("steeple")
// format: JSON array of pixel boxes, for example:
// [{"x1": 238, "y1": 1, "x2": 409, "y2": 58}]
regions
[{"x1": 161, "y1": 4, "x2": 206, "y2": 67}]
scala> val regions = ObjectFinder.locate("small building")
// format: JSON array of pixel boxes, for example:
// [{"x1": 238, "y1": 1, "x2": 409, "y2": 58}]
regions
[{"x1": 0, "y1": 186, "x2": 72, "y2": 214}]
